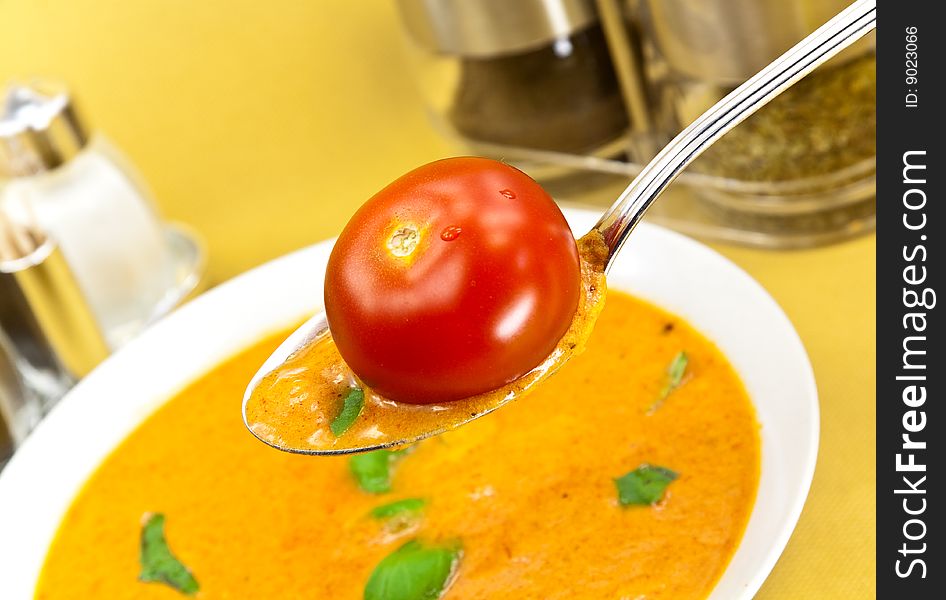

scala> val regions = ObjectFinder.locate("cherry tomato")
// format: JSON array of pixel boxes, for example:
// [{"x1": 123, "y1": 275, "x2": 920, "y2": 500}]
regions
[{"x1": 324, "y1": 157, "x2": 580, "y2": 404}]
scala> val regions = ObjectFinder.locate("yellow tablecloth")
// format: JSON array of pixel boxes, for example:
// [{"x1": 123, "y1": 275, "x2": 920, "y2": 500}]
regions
[{"x1": 1, "y1": 1, "x2": 875, "y2": 597}]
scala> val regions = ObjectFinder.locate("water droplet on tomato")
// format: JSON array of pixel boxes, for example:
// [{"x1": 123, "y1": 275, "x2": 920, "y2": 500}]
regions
[
  {"x1": 499, "y1": 189, "x2": 516, "y2": 199},
  {"x1": 440, "y1": 226, "x2": 462, "y2": 241}
]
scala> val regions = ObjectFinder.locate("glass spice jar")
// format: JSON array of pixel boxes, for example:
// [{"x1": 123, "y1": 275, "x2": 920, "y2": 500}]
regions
[
  {"x1": 642, "y1": 0, "x2": 876, "y2": 221},
  {"x1": 395, "y1": 0, "x2": 636, "y2": 162},
  {"x1": 448, "y1": 24, "x2": 629, "y2": 154}
]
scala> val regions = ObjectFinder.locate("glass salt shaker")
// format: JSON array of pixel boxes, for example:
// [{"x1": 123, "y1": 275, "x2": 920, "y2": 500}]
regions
[{"x1": 0, "y1": 81, "x2": 201, "y2": 348}]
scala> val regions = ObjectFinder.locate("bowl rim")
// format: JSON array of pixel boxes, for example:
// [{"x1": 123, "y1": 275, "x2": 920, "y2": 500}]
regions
[{"x1": 0, "y1": 208, "x2": 818, "y2": 599}]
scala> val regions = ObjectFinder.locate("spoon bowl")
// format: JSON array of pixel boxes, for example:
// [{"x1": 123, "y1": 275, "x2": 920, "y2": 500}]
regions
[{"x1": 242, "y1": 232, "x2": 607, "y2": 454}]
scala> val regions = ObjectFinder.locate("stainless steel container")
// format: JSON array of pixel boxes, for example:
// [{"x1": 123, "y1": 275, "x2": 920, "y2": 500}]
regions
[
  {"x1": 397, "y1": 0, "x2": 598, "y2": 58},
  {"x1": 0, "y1": 331, "x2": 43, "y2": 469}
]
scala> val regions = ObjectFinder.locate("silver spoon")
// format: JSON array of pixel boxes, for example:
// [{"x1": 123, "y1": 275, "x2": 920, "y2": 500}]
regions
[{"x1": 244, "y1": 0, "x2": 875, "y2": 454}]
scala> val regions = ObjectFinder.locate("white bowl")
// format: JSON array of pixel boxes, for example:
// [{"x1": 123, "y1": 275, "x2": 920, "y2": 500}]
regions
[{"x1": 0, "y1": 208, "x2": 818, "y2": 599}]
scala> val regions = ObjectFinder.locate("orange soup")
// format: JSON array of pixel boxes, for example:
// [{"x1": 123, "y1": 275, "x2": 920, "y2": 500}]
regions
[{"x1": 36, "y1": 292, "x2": 760, "y2": 599}]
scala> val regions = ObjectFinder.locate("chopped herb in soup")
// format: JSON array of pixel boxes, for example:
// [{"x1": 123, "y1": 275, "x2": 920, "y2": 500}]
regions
[{"x1": 138, "y1": 513, "x2": 199, "y2": 596}]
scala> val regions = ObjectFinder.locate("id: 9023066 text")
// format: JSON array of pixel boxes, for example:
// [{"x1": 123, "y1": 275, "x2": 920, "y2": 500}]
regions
[{"x1": 904, "y1": 26, "x2": 918, "y2": 108}]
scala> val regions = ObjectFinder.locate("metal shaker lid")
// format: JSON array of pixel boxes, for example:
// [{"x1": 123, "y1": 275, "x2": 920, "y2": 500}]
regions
[
  {"x1": 0, "y1": 81, "x2": 89, "y2": 177},
  {"x1": 396, "y1": 0, "x2": 599, "y2": 58},
  {"x1": 643, "y1": 0, "x2": 872, "y2": 85}
]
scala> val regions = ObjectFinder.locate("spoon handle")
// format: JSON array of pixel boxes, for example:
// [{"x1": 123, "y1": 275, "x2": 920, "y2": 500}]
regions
[{"x1": 593, "y1": 0, "x2": 876, "y2": 269}]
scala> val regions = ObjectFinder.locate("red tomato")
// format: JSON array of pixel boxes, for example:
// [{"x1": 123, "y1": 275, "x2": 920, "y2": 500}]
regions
[{"x1": 324, "y1": 157, "x2": 580, "y2": 404}]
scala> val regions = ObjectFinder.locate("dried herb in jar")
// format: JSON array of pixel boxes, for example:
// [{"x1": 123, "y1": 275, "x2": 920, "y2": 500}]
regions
[{"x1": 693, "y1": 53, "x2": 876, "y2": 182}]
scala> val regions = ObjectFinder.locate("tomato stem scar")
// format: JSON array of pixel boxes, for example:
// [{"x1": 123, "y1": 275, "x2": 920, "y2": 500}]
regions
[{"x1": 388, "y1": 226, "x2": 420, "y2": 257}]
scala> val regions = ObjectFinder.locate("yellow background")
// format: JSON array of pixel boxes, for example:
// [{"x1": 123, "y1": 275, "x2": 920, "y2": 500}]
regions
[{"x1": 1, "y1": 1, "x2": 875, "y2": 597}]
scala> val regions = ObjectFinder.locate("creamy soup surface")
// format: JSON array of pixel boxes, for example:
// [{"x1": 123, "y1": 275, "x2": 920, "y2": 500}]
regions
[{"x1": 36, "y1": 292, "x2": 760, "y2": 599}]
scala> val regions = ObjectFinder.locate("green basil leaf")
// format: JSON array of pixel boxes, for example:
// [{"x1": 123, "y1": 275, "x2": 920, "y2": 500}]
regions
[
  {"x1": 350, "y1": 448, "x2": 411, "y2": 494},
  {"x1": 371, "y1": 498, "x2": 427, "y2": 520},
  {"x1": 614, "y1": 464, "x2": 678, "y2": 506},
  {"x1": 648, "y1": 351, "x2": 689, "y2": 413},
  {"x1": 139, "y1": 513, "x2": 199, "y2": 595},
  {"x1": 666, "y1": 351, "x2": 688, "y2": 387},
  {"x1": 364, "y1": 539, "x2": 461, "y2": 600},
  {"x1": 331, "y1": 387, "x2": 365, "y2": 436}
]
